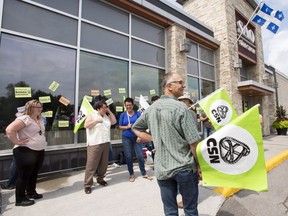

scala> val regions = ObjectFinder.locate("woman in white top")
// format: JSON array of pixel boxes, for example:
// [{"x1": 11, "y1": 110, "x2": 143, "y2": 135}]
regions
[
  {"x1": 83, "y1": 100, "x2": 116, "y2": 194},
  {"x1": 6, "y1": 99, "x2": 47, "y2": 206}
]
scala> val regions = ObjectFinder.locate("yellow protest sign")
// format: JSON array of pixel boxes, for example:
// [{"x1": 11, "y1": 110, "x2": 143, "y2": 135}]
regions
[
  {"x1": 44, "y1": 111, "x2": 53, "y2": 118},
  {"x1": 103, "y1": 89, "x2": 112, "y2": 96},
  {"x1": 39, "y1": 96, "x2": 51, "y2": 103},
  {"x1": 116, "y1": 106, "x2": 123, "y2": 112},
  {"x1": 48, "y1": 81, "x2": 60, "y2": 92},
  {"x1": 118, "y1": 88, "x2": 126, "y2": 94},
  {"x1": 15, "y1": 87, "x2": 31, "y2": 98},
  {"x1": 59, "y1": 96, "x2": 70, "y2": 106},
  {"x1": 91, "y1": 90, "x2": 100, "y2": 96},
  {"x1": 149, "y1": 89, "x2": 156, "y2": 95},
  {"x1": 58, "y1": 120, "x2": 69, "y2": 128}
]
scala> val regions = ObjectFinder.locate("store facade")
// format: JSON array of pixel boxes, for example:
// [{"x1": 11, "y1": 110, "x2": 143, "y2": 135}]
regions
[
  {"x1": 182, "y1": 0, "x2": 276, "y2": 135},
  {"x1": 0, "y1": 0, "x2": 282, "y2": 180},
  {"x1": 0, "y1": 0, "x2": 219, "y2": 180}
]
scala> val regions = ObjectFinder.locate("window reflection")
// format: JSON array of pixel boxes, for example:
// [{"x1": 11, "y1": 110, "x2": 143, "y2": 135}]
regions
[
  {"x1": 131, "y1": 63, "x2": 165, "y2": 103},
  {"x1": 0, "y1": 34, "x2": 76, "y2": 149},
  {"x1": 201, "y1": 80, "x2": 215, "y2": 98},
  {"x1": 78, "y1": 52, "x2": 128, "y2": 143}
]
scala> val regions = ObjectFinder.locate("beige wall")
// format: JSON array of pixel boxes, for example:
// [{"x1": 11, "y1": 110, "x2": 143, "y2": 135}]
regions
[
  {"x1": 276, "y1": 71, "x2": 288, "y2": 110},
  {"x1": 166, "y1": 24, "x2": 188, "y2": 83}
]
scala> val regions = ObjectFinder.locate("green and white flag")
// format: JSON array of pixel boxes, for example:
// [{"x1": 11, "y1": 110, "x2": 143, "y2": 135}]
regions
[
  {"x1": 73, "y1": 96, "x2": 94, "y2": 133},
  {"x1": 198, "y1": 88, "x2": 238, "y2": 131},
  {"x1": 196, "y1": 105, "x2": 267, "y2": 191}
]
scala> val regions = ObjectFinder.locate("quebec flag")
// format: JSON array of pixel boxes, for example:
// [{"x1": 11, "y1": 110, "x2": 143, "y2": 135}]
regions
[{"x1": 252, "y1": 3, "x2": 284, "y2": 34}]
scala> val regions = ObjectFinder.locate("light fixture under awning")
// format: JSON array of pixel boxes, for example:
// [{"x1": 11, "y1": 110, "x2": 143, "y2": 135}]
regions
[{"x1": 237, "y1": 80, "x2": 275, "y2": 96}]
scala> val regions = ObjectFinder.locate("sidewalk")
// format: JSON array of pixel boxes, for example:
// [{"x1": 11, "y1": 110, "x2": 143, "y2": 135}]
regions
[{"x1": 0, "y1": 135, "x2": 287, "y2": 216}]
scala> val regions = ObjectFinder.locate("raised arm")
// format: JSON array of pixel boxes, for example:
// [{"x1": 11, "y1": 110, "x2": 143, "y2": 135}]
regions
[{"x1": 107, "y1": 108, "x2": 117, "y2": 125}]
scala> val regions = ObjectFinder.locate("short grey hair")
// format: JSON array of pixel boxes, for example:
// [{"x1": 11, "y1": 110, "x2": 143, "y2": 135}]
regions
[{"x1": 161, "y1": 72, "x2": 175, "y2": 90}]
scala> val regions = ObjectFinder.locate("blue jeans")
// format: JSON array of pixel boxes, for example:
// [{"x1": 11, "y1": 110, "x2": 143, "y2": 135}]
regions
[
  {"x1": 6, "y1": 157, "x2": 18, "y2": 188},
  {"x1": 122, "y1": 135, "x2": 146, "y2": 176},
  {"x1": 204, "y1": 127, "x2": 215, "y2": 138},
  {"x1": 157, "y1": 170, "x2": 199, "y2": 216},
  {"x1": 108, "y1": 144, "x2": 114, "y2": 162}
]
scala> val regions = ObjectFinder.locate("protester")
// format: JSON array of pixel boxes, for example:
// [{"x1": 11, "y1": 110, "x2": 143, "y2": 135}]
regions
[
  {"x1": 0, "y1": 157, "x2": 17, "y2": 190},
  {"x1": 177, "y1": 92, "x2": 200, "y2": 209},
  {"x1": 83, "y1": 100, "x2": 116, "y2": 194},
  {"x1": 178, "y1": 92, "x2": 197, "y2": 123},
  {"x1": 151, "y1": 95, "x2": 160, "y2": 103},
  {"x1": 5, "y1": 99, "x2": 47, "y2": 206},
  {"x1": 200, "y1": 111, "x2": 215, "y2": 138},
  {"x1": 108, "y1": 144, "x2": 120, "y2": 168},
  {"x1": 146, "y1": 95, "x2": 160, "y2": 162},
  {"x1": 119, "y1": 97, "x2": 152, "y2": 182},
  {"x1": 132, "y1": 72, "x2": 201, "y2": 216}
]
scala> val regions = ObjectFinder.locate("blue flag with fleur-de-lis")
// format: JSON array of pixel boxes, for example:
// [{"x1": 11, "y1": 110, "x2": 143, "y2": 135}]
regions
[{"x1": 252, "y1": 3, "x2": 284, "y2": 34}]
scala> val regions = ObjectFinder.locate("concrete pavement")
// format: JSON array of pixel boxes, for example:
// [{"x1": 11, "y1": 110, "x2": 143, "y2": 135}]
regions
[{"x1": 0, "y1": 135, "x2": 287, "y2": 216}]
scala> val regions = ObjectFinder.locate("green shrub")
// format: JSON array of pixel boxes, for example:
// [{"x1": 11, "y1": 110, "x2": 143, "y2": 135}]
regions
[
  {"x1": 272, "y1": 119, "x2": 288, "y2": 129},
  {"x1": 272, "y1": 105, "x2": 288, "y2": 129}
]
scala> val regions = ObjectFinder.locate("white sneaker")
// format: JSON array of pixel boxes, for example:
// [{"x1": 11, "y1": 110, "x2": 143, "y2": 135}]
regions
[{"x1": 112, "y1": 163, "x2": 120, "y2": 168}]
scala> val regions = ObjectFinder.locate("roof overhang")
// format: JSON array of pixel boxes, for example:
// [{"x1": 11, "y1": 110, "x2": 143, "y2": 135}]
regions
[{"x1": 237, "y1": 80, "x2": 275, "y2": 96}]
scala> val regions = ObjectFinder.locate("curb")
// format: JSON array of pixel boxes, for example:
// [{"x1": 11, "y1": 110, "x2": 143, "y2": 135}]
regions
[{"x1": 213, "y1": 150, "x2": 288, "y2": 198}]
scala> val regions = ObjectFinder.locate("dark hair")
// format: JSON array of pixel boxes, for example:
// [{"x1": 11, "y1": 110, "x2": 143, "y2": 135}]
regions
[
  {"x1": 151, "y1": 95, "x2": 160, "y2": 103},
  {"x1": 124, "y1": 97, "x2": 134, "y2": 105},
  {"x1": 93, "y1": 100, "x2": 107, "y2": 110}
]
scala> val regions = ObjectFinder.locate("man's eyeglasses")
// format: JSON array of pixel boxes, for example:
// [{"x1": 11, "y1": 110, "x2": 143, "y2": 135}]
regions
[{"x1": 169, "y1": 80, "x2": 184, "y2": 85}]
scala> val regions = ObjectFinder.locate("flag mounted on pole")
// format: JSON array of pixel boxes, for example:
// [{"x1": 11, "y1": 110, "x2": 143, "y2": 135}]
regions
[
  {"x1": 252, "y1": 2, "x2": 284, "y2": 34},
  {"x1": 198, "y1": 88, "x2": 238, "y2": 131},
  {"x1": 196, "y1": 105, "x2": 267, "y2": 191},
  {"x1": 73, "y1": 96, "x2": 94, "y2": 133}
]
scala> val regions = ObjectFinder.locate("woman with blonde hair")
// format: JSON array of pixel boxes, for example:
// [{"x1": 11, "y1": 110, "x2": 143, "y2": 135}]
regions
[{"x1": 6, "y1": 99, "x2": 47, "y2": 206}]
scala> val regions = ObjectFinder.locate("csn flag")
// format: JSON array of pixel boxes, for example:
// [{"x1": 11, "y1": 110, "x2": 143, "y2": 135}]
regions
[
  {"x1": 139, "y1": 94, "x2": 150, "y2": 111},
  {"x1": 252, "y1": 3, "x2": 284, "y2": 34},
  {"x1": 196, "y1": 105, "x2": 267, "y2": 191},
  {"x1": 198, "y1": 88, "x2": 238, "y2": 131},
  {"x1": 73, "y1": 96, "x2": 94, "y2": 133}
]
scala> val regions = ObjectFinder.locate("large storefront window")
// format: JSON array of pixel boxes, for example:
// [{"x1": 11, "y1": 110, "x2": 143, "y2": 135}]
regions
[
  {"x1": 78, "y1": 52, "x2": 128, "y2": 142},
  {"x1": 0, "y1": 0, "x2": 165, "y2": 151},
  {"x1": 2, "y1": 0, "x2": 78, "y2": 46},
  {"x1": 0, "y1": 34, "x2": 76, "y2": 150},
  {"x1": 187, "y1": 42, "x2": 215, "y2": 133},
  {"x1": 131, "y1": 64, "x2": 165, "y2": 102}
]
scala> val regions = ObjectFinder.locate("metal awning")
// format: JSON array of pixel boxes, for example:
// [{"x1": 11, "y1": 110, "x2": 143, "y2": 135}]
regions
[{"x1": 237, "y1": 80, "x2": 275, "y2": 96}]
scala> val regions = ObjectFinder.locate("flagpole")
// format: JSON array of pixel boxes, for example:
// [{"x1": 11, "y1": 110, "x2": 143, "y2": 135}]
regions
[
  {"x1": 192, "y1": 87, "x2": 224, "y2": 107},
  {"x1": 233, "y1": 0, "x2": 264, "y2": 48}
]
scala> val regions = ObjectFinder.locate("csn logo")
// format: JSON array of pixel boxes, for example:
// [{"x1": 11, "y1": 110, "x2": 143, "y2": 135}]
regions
[
  {"x1": 201, "y1": 125, "x2": 258, "y2": 175},
  {"x1": 207, "y1": 136, "x2": 250, "y2": 164},
  {"x1": 76, "y1": 110, "x2": 86, "y2": 124},
  {"x1": 209, "y1": 99, "x2": 233, "y2": 126}
]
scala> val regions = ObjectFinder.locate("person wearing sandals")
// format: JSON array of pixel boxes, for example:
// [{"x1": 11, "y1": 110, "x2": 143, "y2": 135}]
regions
[
  {"x1": 83, "y1": 100, "x2": 116, "y2": 194},
  {"x1": 132, "y1": 73, "x2": 201, "y2": 216},
  {"x1": 5, "y1": 100, "x2": 46, "y2": 206},
  {"x1": 119, "y1": 97, "x2": 153, "y2": 182}
]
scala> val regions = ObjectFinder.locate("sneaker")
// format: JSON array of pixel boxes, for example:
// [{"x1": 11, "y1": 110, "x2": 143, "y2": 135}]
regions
[
  {"x1": 84, "y1": 187, "x2": 91, "y2": 194},
  {"x1": 112, "y1": 163, "x2": 120, "y2": 168},
  {"x1": 97, "y1": 180, "x2": 108, "y2": 186},
  {"x1": 27, "y1": 192, "x2": 43, "y2": 200}
]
